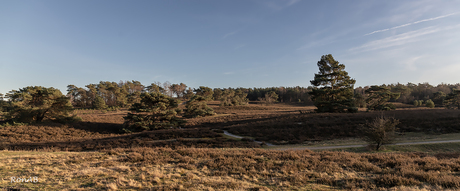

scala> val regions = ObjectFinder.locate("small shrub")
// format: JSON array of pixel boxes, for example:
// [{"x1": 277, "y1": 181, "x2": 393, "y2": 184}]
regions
[
  {"x1": 360, "y1": 115, "x2": 399, "y2": 150},
  {"x1": 425, "y1": 99, "x2": 435, "y2": 108}
]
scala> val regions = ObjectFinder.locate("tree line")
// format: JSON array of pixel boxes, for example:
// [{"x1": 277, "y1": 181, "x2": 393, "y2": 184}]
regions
[
  {"x1": 1, "y1": 54, "x2": 460, "y2": 128},
  {"x1": 308, "y1": 54, "x2": 460, "y2": 112}
]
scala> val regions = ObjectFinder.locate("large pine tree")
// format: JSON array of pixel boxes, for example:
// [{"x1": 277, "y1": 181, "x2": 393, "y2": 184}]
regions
[{"x1": 309, "y1": 54, "x2": 356, "y2": 113}]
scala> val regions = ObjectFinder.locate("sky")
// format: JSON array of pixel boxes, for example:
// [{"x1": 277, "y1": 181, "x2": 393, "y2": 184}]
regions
[{"x1": 1, "y1": 0, "x2": 460, "y2": 95}]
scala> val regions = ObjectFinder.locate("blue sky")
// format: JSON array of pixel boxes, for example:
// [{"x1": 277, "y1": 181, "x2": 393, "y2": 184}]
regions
[{"x1": 1, "y1": 0, "x2": 460, "y2": 95}]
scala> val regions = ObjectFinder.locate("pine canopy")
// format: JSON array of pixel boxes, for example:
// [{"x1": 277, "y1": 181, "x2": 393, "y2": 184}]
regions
[{"x1": 309, "y1": 54, "x2": 356, "y2": 112}]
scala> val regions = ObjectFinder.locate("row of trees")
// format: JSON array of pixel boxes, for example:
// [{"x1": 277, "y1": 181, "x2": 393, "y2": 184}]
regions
[
  {"x1": 308, "y1": 54, "x2": 460, "y2": 112},
  {"x1": 66, "y1": 81, "x2": 190, "y2": 109},
  {"x1": 354, "y1": 83, "x2": 460, "y2": 105},
  {"x1": 0, "y1": 86, "x2": 216, "y2": 128}
]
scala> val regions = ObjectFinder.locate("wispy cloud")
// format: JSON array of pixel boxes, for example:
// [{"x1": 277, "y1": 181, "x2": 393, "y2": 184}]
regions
[
  {"x1": 286, "y1": 0, "x2": 301, "y2": 6},
  {"x1": 263, "y1": 0, "x2": 300, "y2": 11},
  {"x1": 351, "y1": 26, "x2": 440, "y2": 52},
  {"x1": 365, "y1": 12, "x2": 459, "y2": 36},
  {"x1": 223, "y1": 71, "x2": 234, "y2": 75},
  {"x1": 223, "y1": 30, "x2": 239, "y2": 39},
  {"x1": 353, "y1": 23, "x2": 460, "y2": 52}
]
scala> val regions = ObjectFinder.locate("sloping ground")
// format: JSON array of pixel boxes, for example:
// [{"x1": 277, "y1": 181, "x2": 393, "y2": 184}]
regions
[{"x1": 223, "y1": 108, "x2": 460, "y2": 144}]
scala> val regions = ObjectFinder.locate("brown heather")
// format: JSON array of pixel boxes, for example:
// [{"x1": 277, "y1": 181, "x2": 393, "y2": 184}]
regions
[
  {"x1": 2, "y1": 102, "x2": 460, "y2": 190},
  {"x1": 2, "y1": 148, "x2": 460, "y2": 190}
]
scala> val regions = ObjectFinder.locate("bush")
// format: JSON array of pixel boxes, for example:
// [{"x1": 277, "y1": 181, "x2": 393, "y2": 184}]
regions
[
  {"x1": 93, "y1": 96, "x2": 107, "y2": 110},
  {"x1": 425, "y1": 99, "x2": 435, "y2": 108},
  {"x1": 360, "y1": 116, "x2": 400, "y2": 150}
]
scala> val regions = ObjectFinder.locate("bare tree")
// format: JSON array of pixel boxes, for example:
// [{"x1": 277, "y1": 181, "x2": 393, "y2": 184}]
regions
[{"x1": 360, "y1": 115, "x2": 399, "y2": 150}]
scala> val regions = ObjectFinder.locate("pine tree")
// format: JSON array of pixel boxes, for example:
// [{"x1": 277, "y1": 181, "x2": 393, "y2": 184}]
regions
[
  {"x1": 365, "y1": 85, "x2": 400, "y2": 111},
  {"x1": 184, "y1": 95, "x2": 215, "y2": 118},
  {"x1": 194, "y1": 86, "x2": 214, "y2": 101},
  {"x1": 93, "y1": 95, "x2": 107, "y2": 110},
  {"x1": 5, "y1": 86, "x2": 77, "y2": 123},
  {"x1": 123, "y1": 92, "x2": 185, "y2": 132},
  {"x1": 309, "y1": 54, "x2": 356, "y2": 113},
  {"x1": 444, "y1": 89, "x2": 460, "y2": 109}
]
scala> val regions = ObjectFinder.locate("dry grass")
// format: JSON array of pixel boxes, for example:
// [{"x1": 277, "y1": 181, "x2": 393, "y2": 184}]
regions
[
  {"x1": 2, "y1": 102, "x2": 460, "y2": 190},
  {"x1": 2, "y1": 148, "x2": 460, "y2": 190}
]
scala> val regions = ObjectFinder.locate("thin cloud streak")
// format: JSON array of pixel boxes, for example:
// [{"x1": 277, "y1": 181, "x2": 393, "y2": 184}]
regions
[
  {"x1": 263, "y1": 0, "x2": 300, "y2": 11},
  {"x1": 223, "y1": 30, "x2": 240, "y2": 39},
  {"x1": 352, "y1": 27, "x2": 440, "y2": 52},
  {"x1": 365, "y1": 12, "x2": 459, "y2": 36}
]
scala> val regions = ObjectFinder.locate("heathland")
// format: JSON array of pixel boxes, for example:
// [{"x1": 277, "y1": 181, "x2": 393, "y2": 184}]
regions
[{"x1": 2, "y1": 101, "x2": 460, "y2": 190}]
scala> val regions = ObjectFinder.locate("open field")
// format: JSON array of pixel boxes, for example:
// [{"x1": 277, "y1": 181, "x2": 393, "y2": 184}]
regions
[{"x1": 2, "y1": 102, "x2": 460, "y2": 190}]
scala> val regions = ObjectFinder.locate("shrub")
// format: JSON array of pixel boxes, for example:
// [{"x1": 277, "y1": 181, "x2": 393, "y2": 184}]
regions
[
  {"x1": 360, "y1": 116, "x2": 400, "y2": 150},
  {"x1": 413, "y1": 100, "x2": 420, "y2": 107},
  {"x1": 425, "y1": 99, "x2": 435, "y2": 108}
]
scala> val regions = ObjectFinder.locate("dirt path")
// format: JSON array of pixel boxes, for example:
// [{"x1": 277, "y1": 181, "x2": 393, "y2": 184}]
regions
[
  {"x1": 223, "y1": 130, "x2": 276, "y2": 146},
  {"x1": 270, "y1": 139, "x2": 460, "y2": 150},
  {"x1": 222, "y1": 130, "x2": 460, "y2": 150}
]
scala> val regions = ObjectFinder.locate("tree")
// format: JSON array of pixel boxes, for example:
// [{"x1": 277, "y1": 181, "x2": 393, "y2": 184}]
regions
[
  {"x1": 93, "y1": 95, "x2": 108, "y2": 110},
  {"x1": 433, "y1": 91, "x2": 446, "y2": 105},
  {"x1": 184, "y1": 87, "x2": 194, "y2": 100},
  {"x1": 194, "y1": 86, "x2": 214, "y2": 101},
  {"x1": 5, "y1": 86, "x2": 76, "y2": 123},
  {"x1": 258, "y1": 91, "x2": 278, "y2": 104},
  {"x1": 220, "y1": 88, "x2": 248, "y2": 106},
  {"x1": 162, "y1": 81, "x2": 173, "y2": 97},
  {"x1": 170, "y1": 83, "x2": 187, "y2": 99},
  {"x1": 123, "y1": 92, "x2": 185, "y2": 132},
  {"x1": 309, "y1": 54, "x2": 356, "y2": 113},
  {"x1": 365, "y1": 86, "x2": 400, "y2": 111},
  {"x1": 444, "y1": 89, "x2": 460, "y2": 109},
  {"x1": 220, "y1": 89, "x2": 236, "y2": 106},
  {"x1": 145, "y1": 82, "x2": 164, "y2": 93},
  {"x1": 183, "y1": 95, "x2": 215, "y2": 118},
  {"x1": 213, "y1": 88, "x2": 223, "y2": 101},
  {"x1": 353, "y1": 93, "x2": 367, "y2": 108},
  {"x1": 425, "y1": 99, "x2": 435, "y2": 108},
  {"x1": 360, "y1": 116, "x2": 399, "y2": 151}
]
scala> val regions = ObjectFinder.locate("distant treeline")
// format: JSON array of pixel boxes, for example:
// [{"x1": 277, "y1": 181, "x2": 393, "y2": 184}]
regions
[
  {"x1": 63, "y1": 80, "x2": 314, "y2": 108},
  {"x1": 354, "y1": 82, "x2": 460, "y2": 106},
  {"x1": 2, "y1": 81, "x2": 453, "y2": 108}
]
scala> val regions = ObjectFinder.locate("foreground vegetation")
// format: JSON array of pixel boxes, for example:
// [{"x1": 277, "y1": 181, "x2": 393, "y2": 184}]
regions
[
  {"x1": 0, "y1": 102, "x2": 460, "y2": 190},
  {"x1": 2, "y1": 147, "x2": 460, "y2": 190}
]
